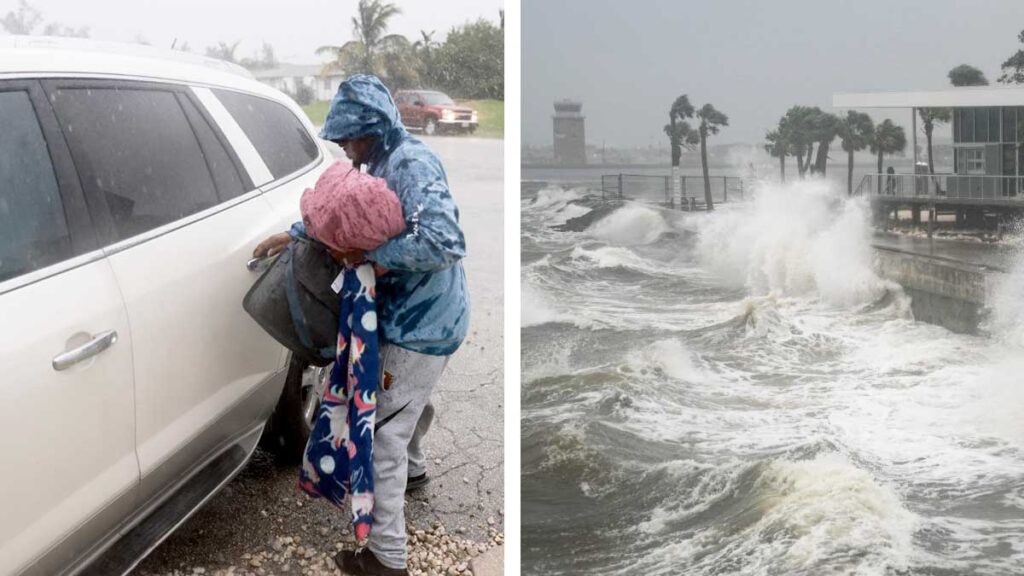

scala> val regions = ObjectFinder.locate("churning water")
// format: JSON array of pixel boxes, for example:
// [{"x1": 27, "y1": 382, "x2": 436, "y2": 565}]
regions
[{"x1": 521, "y1": 179, "x2": 1024, "y2": 575}]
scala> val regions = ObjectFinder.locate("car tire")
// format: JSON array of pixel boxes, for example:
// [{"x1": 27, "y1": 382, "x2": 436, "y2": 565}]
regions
[
  {"x1": 261, "y1": 356, "x2": 330, "y2": 464},
  {"x1": 424, "y1": 117, "x2": 438, "y2": 136}
]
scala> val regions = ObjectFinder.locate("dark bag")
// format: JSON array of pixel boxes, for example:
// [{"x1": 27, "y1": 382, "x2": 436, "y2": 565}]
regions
[{"x1": 243, "y1": 226, "x2": 341, "y2": 367}]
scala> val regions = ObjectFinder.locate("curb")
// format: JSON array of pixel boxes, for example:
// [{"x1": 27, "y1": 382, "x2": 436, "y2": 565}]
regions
[{"x1": 470, "y1": 545, "x2": 503, "y2": 576}]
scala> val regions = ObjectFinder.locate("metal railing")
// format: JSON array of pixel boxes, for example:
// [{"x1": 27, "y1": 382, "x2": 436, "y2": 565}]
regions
[
  {"x1": 600, "y1": 173, "x2": 747, "y2": 210},
  {"x1": 855, "y1": 173, "x2": 1024, "y2": 202}
]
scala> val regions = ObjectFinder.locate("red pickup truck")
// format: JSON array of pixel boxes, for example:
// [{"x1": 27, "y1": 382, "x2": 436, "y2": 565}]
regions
[{"x1": 394, "y1": 90, "x2": 478, "y2": 135}]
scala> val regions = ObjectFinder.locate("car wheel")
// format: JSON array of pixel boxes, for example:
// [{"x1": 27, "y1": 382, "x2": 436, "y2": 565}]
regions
[
  {"x1": 424, "y1": 117, "x2": 438, "y2": 135},
  {"x1": 261, "y1": 356, "x2": 330, "y2": 464}
]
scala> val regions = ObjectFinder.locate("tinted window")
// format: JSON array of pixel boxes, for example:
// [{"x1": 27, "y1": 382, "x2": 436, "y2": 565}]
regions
[
  {"x1": 423, "y1": 92, "x2": 455, "y2": 106},
  {"x1": 178, "y1": 94, "x2": 248, "y2": 199},
  {"x1": 212, "y1": 89, "x2": 319, "y2": 179},
  {"x1": 51, "y1": 87, "x2": 221, "y2": 241},
  {"x1": 0, "y1": 90, "x2": 73, "y2": 283}
]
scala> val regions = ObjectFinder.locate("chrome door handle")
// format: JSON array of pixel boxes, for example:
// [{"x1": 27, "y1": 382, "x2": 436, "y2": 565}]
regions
[
  {"x1": 52, "y1": 330, "x2": 118, "y2": 371},
  {"x1": 247, "y1": 254, "x2": 277, "y2": 272}
]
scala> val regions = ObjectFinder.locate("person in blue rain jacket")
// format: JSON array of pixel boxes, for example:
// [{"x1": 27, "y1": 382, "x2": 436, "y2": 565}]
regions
[{"x1": 254, "y1": 75, "x2": 470, "y2": 576}]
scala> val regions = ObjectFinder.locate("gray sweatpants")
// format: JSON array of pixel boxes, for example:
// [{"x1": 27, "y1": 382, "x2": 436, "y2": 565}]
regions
[{"x1": 368, "y1": 343, "x2": 448, "y2": 569}]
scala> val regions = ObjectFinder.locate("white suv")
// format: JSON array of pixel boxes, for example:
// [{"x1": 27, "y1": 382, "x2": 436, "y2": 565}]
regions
[{"x1": 0, "y1": 37, "x2": 333, "y2": 575}]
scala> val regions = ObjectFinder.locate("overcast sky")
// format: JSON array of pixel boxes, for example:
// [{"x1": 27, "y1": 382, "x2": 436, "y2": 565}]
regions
[
  {"x1": 524, "y1": 0, "x2": 1024, "y2": 148},
  {"x1": 9, "y1": 0, "x2": 502, "y2": 64}
]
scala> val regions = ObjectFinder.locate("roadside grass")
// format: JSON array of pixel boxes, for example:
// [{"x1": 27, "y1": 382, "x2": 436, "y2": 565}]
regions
[
  {"x1": 303, "y1": 99, "x2": 504, "y2": 139},
  {"x1": 457, "y1": 99, "x2": 503, "y2": 139},
  {"x1": 302, "y1": 101, "x2": 331, "y2": 126}
]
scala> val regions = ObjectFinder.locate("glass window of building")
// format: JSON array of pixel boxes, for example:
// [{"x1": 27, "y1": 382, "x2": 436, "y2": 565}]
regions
[
  {"x1": 959, "y1": 147, "x2": 985, "y2": 174},
  {"x1": 975, "y1": 108, "x2": 988, "y2": 142},
  {"x1": 1003, "y1": 108, "x2": 1017, "y2": 142}
]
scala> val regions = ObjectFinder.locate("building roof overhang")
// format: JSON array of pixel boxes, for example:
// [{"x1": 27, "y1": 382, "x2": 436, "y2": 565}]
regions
[{"x1": 833, "y1": 87, "x2": 1024, "y2": 109}]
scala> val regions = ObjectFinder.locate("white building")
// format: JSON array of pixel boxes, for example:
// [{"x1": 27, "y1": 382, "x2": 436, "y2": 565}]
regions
[
  {"x1": 252, "y1": 63, "x2": 344, "y2": 102},
  {"x1": 835, "y1": 87, "x2": 1024, "y2": 226}
]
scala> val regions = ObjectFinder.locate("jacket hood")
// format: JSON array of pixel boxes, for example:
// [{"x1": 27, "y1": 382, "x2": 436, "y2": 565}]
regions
[{"x1": 319, "y1": 75, "x2": 409, "y2": 162}]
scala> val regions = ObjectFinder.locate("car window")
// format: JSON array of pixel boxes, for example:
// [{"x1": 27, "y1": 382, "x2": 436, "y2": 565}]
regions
[
  {"x1": 50, "y1": 87, "x2": 222, "y2": 242},
  {"x1": 178, "y1": 93, "x2": 249, "y2": 200},
  {"x1": 211, "y1": 89, "x2": 319, "y2": 180},
  {"x1": 423, "y1": 92, "x2": 455, "y2": 106},
  {"x1": 0, "y1": 90, "x2": 74, "y2": 283}
]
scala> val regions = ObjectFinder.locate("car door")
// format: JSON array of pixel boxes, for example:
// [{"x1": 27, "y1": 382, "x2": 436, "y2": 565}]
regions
[
  {"x1": 0, "y1": 80, "x2": 138, "y2": 576},
  {"x1": 202, "y1": 86, "x2": 329, "y2": 234},
  {"x1": 394, "y1": 92, "x2": 408, "y2": 126},
  {"x1": 406, "y1": 91, "x2": 425, "y2": 128},
  {"x1": 43, "y1": 79, "x2": 289, "y2": 503}
]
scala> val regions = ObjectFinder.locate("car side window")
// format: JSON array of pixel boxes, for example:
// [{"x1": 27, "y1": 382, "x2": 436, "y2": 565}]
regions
[
  {"x1": 178, "y1": 93, "x2": 249, "y2": 200},
  {"x1": 211, "y1": 89, "x2": 319, "y2": 180},
  {"x1": 0, "y1": 90, "x2": 74, "y2": 283},
  {"x1": 49, "y1": 86, "x2": 222, "y2": 242}
]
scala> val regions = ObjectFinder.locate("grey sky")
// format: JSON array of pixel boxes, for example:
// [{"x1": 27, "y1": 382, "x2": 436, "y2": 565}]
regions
[
  {"x1": 9, "y1": 0, "x2": 502, "y2": 64},
  {"x1": 524, "y1": 0, "x2": 1024, "y2": 148}
]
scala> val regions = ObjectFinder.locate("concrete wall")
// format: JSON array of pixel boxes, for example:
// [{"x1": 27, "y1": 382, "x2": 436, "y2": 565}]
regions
[{"x1": 873, "y1": 246, "x2": 1001, "y2": 334}]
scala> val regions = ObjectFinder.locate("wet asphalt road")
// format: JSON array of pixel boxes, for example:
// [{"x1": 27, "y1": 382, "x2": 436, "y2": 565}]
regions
[{"x1": 135, "y1": 134, "x2": 504, "y2": 575}]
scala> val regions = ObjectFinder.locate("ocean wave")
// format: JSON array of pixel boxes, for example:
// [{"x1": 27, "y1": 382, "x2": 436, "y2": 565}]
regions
[
  {"x1": 524, "y1": 186, "x2": 596, "y2": 226},
  {"x1": 622, "y1": 338, "x2": 708, "y2": 383},
  {"x1": 529, "y1": 186, "x2": 584, "y2": 210},
  {"x1": 587, "y1": 203, "x2": 672, "y2": 246},
  {"x1": 696, "y1": 179, "x2": 898, "y2": 308},
  {"x1": 631, "y1": 452, "x2": 916, "y2": 576},
  {"x1": 521, "y1": 281, "x2": 568, "y2": 328}
]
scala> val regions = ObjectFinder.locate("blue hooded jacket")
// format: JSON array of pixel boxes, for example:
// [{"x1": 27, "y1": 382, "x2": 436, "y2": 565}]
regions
[{"x1": 319, "y1": 75, "x2": 469, "y2": 356}]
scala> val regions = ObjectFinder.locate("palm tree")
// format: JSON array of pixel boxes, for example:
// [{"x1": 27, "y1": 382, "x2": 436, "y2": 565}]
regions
[
  {"x1": 809, "y1": 111, "x2": 839, "y2": 176},
  {"x1": 870, "y1": 119, "x2": 907, "y2": 193},
  {"x1": 948, "y1": 64, "x2": 989, "y2": 87},
  {"x1": 780, "y1": 106, "x2": 819, "y2": 178},
  {"x1": 665, "y1": 96, "x2": 695, "y2": 167},
  {"x1": 665, "y1": 95, "x2": 697, "y2": 201},
  {"x1": 412, "y1": 30, "x2": 437, "y2": 85},
  {"x1": 696, "y1": 103, "x2": 728, "y2": 211},
  {"x1": 413, "y1": 30, "x2": 437, "y2": 57},
  {"x1": 317, "y1": 0, "x2": 407, "y2": 79},
  {"x1": 764, "y1": 129, "x2": 788, "y2": 182},
  {"x1": 205, "y1": 41, "x2": 241, "y2": 64},
  {"x1": 1, "y1": 0, "x2": 41, "y2": 35},
  {"x1": 918, "y1": 107, "x2": 951, "y2": 175},
  {"x1": 837, "y1": 110, "x2": 874, "y2": 196}
]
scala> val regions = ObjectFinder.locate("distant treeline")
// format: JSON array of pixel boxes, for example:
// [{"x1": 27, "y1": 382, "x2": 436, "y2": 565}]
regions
[{"x1": 1, "y1": 0, "x2": 504, "y2": 101}]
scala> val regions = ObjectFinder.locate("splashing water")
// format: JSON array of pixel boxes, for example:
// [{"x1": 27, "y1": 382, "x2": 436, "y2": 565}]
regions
[
  {"x1": 588, "y1": 203, "x2": 673, "y2": 246},
  {"x1": 522, "y1": 177, "x2": 1024, "y2": 576},
  {"x1": 695, "y1": 179, "x2": 899, "y2": 308}
]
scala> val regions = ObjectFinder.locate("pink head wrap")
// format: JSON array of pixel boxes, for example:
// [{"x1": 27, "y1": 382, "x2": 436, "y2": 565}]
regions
[{"x1": 300, "y1": 161, "x2": 406, "y2": 252}]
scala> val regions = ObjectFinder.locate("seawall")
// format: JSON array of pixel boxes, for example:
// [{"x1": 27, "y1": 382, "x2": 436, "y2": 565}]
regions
[{"x1": 872, "y1": 246, "x2": 1003, "y2": 334}]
